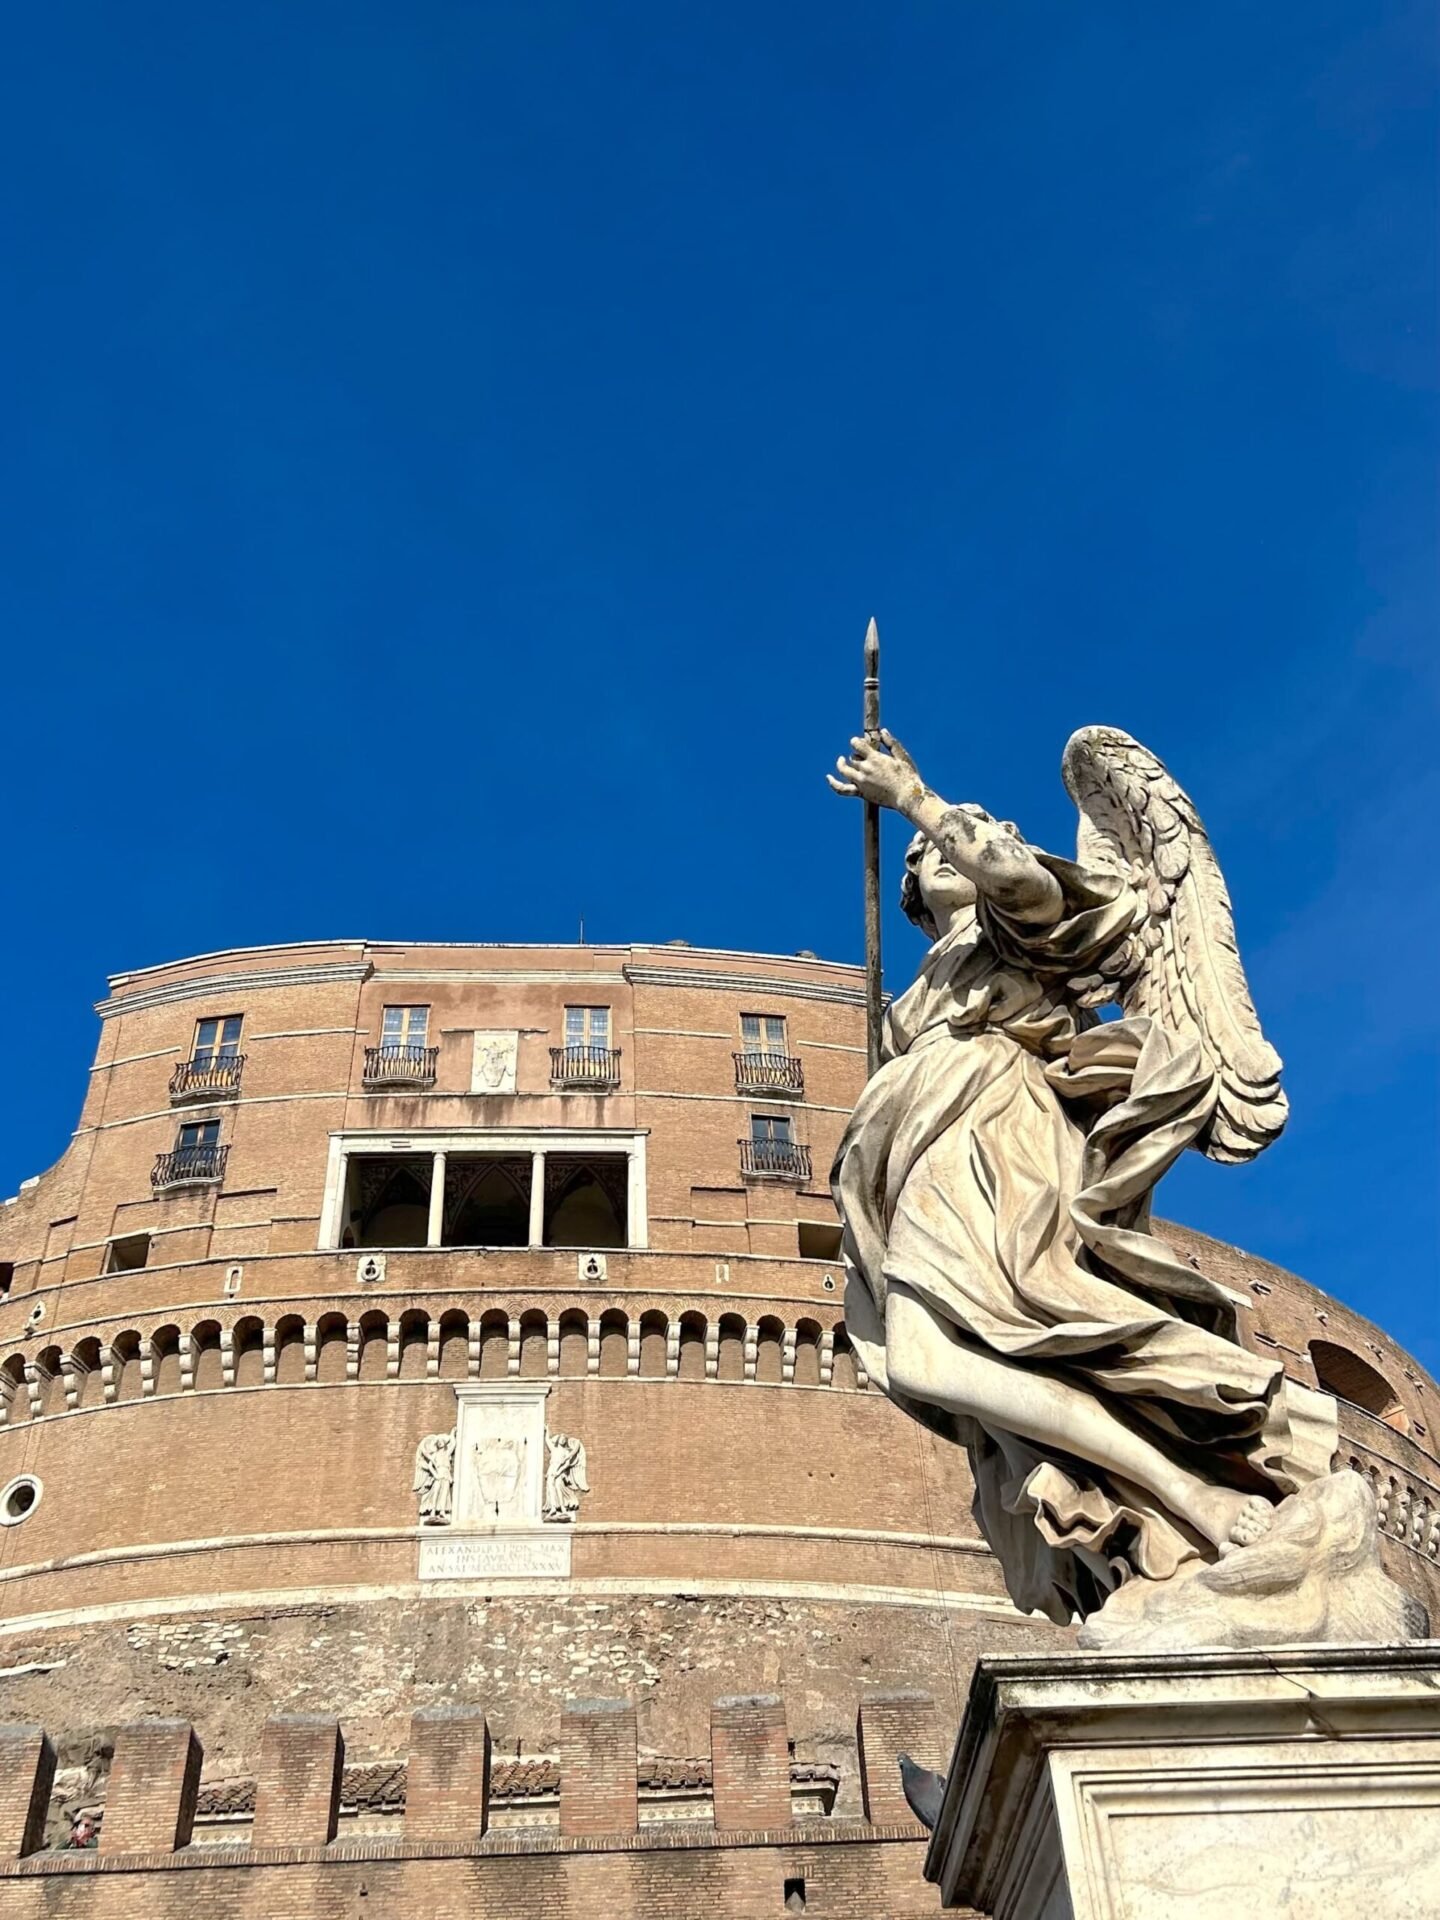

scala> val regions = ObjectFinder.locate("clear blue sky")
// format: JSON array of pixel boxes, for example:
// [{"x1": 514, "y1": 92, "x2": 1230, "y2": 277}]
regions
[{"x1": 1, "y1": 4, "x2": 1435, "y2": 1370}]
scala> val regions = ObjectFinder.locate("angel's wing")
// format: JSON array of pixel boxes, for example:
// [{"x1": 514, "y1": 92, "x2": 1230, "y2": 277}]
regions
[{"x1": 1061, "y1": 726, "x2": 1287, "y2": 1164}]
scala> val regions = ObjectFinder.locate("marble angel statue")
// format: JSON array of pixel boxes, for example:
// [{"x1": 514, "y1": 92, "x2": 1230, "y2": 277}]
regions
[
  {"x1": 543, "y1": 1432, "x2": 589, "y2": 1522},
  {"x1": 412, "y1": 1431, "x2": 456, "y2": 1527},
  {"x1": 825, "y1": 724, "x2": 1410, "y2": 1647}
]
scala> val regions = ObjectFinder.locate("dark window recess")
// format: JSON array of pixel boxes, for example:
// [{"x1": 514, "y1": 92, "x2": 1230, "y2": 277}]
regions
[
  {"x1": 342, "y1": 1155, "x2": 434, "y2": 1250},
  {"x1": 1310, "y1": 1340, "x2": 1409, "y2": 1433},
  {"x1": 0, "y1": 1264, "x2": 11, "y2": 1300},
  {"x1": 797, "y1": 1221, "x2": 842, "y2": 1263},
  {"x1": 104, "y1": 1234, "x2": 151, "y2": 1275},
  {"x1": 442, "y1": 1158, "x2": 532, "y2": 1248},
  {"x1": 784, "y1": 1878, "x2": 807, "y2": 1913},
  {"x1": 544, "y1": 1155, "x2": 627, "y2": 1249}
]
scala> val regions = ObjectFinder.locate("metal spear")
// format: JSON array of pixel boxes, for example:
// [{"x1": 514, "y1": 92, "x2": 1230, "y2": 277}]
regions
[{"x1": 863, "y1": 618, "x2": 883, "y2": 1078}]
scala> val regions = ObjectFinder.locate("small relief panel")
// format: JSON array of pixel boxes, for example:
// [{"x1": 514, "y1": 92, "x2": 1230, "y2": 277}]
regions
[
  {"x1": 579, "y1": 1252, "x2": 607, "y2": 1283},
  {"x1": 414, "y1": 1381, "x2": 587, "y2": 1581},
  {"x1": 356, "y1": 1253, "x2": 386, "y2": 1285},
  {"x1": 470, "y1": 1031, "x2": 519, "y2": 1095}
]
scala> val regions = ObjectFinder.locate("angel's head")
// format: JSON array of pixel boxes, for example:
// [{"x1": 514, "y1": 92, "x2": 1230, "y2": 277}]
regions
[{"x1": 901, "y1": 831, "x2": 979, "y2": 939}]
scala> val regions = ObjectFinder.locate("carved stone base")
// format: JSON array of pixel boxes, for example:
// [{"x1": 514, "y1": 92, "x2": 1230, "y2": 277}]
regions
[
  {"x1": 925, "y1": 1644, "x2": 1440, "y2": 1918},
  {"x1": 1077, "y1": 1470, "x2": 1428, "y2": 1654}
]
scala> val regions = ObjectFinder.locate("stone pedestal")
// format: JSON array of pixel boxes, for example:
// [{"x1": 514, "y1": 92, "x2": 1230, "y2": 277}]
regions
[{"x1": 924, "y1": 1644, "x2": 1440, "y2": 1920}]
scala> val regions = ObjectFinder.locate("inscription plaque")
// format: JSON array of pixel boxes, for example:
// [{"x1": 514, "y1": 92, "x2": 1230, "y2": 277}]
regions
[{"x1": 418, "y1": 1531, "x2": 572, "y2": 1581}]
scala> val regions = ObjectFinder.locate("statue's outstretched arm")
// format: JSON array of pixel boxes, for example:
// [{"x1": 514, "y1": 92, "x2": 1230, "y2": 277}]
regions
[{"x1": 830, "y1": 731, "x2": 1061, "y2": 924}]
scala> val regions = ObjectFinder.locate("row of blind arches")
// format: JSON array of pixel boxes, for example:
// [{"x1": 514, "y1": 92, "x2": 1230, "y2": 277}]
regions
[{"x1": 1, "y1": 1307, "x2": 867, "y2": 1420}]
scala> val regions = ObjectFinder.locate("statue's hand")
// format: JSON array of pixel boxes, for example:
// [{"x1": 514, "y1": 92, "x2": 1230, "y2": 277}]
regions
[{"x1": 828, "y1": 730, "x2": 924, "y2": 812}]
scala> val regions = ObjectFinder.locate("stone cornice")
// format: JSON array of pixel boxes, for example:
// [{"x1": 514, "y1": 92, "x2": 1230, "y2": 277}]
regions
[
  {"x1": 96, "y1": 963, "x2": 373, "y2": 1020},
  {"x1": 624, "y1": 964, "x2": 880, "y2": 1009}
]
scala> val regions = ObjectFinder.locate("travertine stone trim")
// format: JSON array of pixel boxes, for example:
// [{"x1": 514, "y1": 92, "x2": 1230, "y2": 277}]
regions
[
  {"x1": 623, "y1": 964, "x2": 869, "y2": 1008},
  {"x1": 95, "y1": 962, "x2": 372, "y2": 1019}
]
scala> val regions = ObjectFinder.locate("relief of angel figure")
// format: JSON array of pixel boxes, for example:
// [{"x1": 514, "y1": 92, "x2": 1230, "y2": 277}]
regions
[
  {"x1": 543, "y1": 1432, "x2": 589, "y2": 1522},
  {"x1": 827, "y1": 724, "x2": 1345, "y2": 1635},
  {"x1": 412, "y1": 1431, "x2": 456, "y2": 1527}
]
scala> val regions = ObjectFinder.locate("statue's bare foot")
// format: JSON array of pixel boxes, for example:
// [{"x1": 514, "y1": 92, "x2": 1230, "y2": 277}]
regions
[
  {"x1": 1219, "y1": 1494, "x2": 1276, "y2": 1555},
  {"x1": 1186, "y1": 1486, "x2": 1276, "y2": 1554}
]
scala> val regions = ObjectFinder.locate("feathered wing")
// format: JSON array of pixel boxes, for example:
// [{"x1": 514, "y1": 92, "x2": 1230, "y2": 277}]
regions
[{"x1": 1061, "y1": 726, "x2": 1287, "y2": 1163}]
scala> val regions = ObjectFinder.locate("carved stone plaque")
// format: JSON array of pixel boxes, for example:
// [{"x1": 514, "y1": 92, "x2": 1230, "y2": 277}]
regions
[
  {"x1": 451, "y1": 1381, "x2": 548, "y2": 1528},
  {"x1": 470, "y1": 1030, "x2": 519, "y2": 1095},
  {"x1": 418, "y1": 1531, "x2": 572, "y2": 1581}
]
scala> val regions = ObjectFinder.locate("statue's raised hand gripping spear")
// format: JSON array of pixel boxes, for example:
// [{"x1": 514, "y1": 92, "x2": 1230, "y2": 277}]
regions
[{"x1": 826, "y1": 721, "x2": 1337, "y2": 1636}]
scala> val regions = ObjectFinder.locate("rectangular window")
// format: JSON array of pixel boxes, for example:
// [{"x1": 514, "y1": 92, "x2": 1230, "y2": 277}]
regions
[
  {"x1": 750, "y1": 1114, "x2": 793, "y2": 1145},
  {"x1": 178, "y1": 1120, "x2": 221, "y2": 1152},
  {"x1": 193, "y1": 1014, "x2": 243, "y2": 1067},
  {"x1": 381, "y1": 1006, "x2": 429, "y2": 1050},
  {"x1": 741, "y1": 1013, "x2": 788, "y2": 1057},
  {"x1": 0, "y1": 1263, "x2": 12, "y2": 1299},
  {"x1": 565, "y1": 1006, "x2": 611, "y2": 1048},
  {"x1": 104, "y1": 1233, "x2": 151, "y2": 1275}
]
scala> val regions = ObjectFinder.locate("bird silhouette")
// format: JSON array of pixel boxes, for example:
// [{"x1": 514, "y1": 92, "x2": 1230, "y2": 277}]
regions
[{"x1": 897, "y1": 1751, "x2": 946, "y2": 1831}]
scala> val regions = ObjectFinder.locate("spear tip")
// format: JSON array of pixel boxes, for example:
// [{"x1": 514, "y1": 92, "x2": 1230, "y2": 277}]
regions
[{"x1": 864, "y1": 616, "x2": 879, "y2": 672}]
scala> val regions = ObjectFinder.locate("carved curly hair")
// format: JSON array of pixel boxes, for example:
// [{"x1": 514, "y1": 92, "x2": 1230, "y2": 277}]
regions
[{"x1": 899, "y1": 831, "x2": 938, "y2": 939}]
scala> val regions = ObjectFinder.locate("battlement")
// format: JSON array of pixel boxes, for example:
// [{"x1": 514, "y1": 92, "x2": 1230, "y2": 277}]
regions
[{"x1": 0, "y1": 1692, "x2": 953, "y2": 1919}]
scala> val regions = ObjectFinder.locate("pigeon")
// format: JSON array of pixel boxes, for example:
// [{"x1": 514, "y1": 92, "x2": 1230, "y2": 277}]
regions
[{"x1": 897, "y1": 1751, "x2": 947, "y2": 1832}]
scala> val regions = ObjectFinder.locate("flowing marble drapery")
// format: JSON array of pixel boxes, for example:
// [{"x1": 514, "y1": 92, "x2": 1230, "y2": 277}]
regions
[{"x1": 833, "y1": 852, "x2": 1336, "y2": 1624}]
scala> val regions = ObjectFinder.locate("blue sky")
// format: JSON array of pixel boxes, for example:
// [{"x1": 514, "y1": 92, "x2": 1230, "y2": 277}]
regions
[{"x1": 1, "y1": 4, "x2": 1435, "y2": 1369}]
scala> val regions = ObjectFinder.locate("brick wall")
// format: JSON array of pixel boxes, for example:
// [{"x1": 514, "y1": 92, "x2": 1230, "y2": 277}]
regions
[{"x1": 0, "y1": 1694, "x2": 960, "y2": 1920}]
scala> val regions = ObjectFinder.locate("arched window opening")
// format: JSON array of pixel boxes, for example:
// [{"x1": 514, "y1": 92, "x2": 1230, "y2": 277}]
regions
[
  {"x1": 598, "y1": 1310, "x2": 628, "y2": 1377},
  {"x1": 72, "y1": 1337, "x2": 104, "y2": 1408},
  {"x1": 443, "y1": 1159, "x2": 531, "y2": 1248},
  {"x1": 274, "y1": 1316, "x2": 307, "y2": 1386},
  {"x1": 151, "y1": 1326, "x2": 182, "y2": 1397},
  {"x1": 438, "y1": 1312, "x2": 470, "y2": 1380},
  {"x1": 479, "y1": 1313, "x2": 510, "y2": 1379},
  {"x1": 677, "y1": 1314, "x2": 707, "y2": 1381},
  {"x1": 234, "y1": 1317, "x2": 266, "y2": 1388},
  {"x1": 191, "y1": 1321, "x2": 224, "y2": 1392},
  {"x1": 1310, "y1": 1340, "x2": 1409, "y2": 1433},
  {"x1": 345, "y1": 1156, "x2": 432, "y2": 1250},
  {"x1": 398, "y1": 1312, "x2": 430, "y2": 1380},
  {"x1": 35, "y1": 1347, "x2": 65, "y2": 1417},
  {"x1": 519, "y1": 1311, "x2": 548, "y2": 1378},
  {"x1": 830, "y1": 1326, "x2": 858, "y2": 1392},
  {"x1": 793, "y1": 1320, "x2": 822, "y2": 1388},
  {"x1": 1, "y1": 1355, "x2": 28, "y2": 1425},
  {"x1": 716, "y1": 1314, "x2": 746, "y2": 1383},
  {"x1": 111, "y1": 1333, "x2": 142, "y2": 1404},
  {"x1": 755, "y1": 1317, "x2": 784, "y2": 1386},
  {"x1": 638, "y1": 1311, "x2": 668, "y2": 1378},
  {"x1": 558, "y1": 1311, "x2": 589, "y2": 1377},
  {"x1": 544, "y1": 1158, "x2": 626, "y2": 1250},
  {"x1": 357, "y1": 1313, "x2": 389, "y2": 1382}
]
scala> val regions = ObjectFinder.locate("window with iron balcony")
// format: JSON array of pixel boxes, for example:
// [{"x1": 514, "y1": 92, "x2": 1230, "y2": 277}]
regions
[
  {"x1": 170, "y1": 1014, "x2": 245, "y2": 1103},
  {"x1": 733, "y1": 1012, "x2": 803, "y2": 1096},
  {"x1": 551, "y1": 1006, "x2": 620, "y2": 1089},
  {"x1": 153, "y1": 1119, "x2": 229, "y2": 1191},
  {"x1": 364, "y1": 1006, "x2": 438, "y2": 1089},
  {"x1": 739, "y1": 1114, "x2": 810, "y2": 1182}
]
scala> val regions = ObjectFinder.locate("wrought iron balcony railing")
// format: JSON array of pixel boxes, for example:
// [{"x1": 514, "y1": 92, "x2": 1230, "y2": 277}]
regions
[
  {"x1": 550, "y1": 1045, "x2": 621, "y2": 1090},
  {"x1": 733, "y1": 1050, "x2": 804, "y2": 1097},
  {"x1": 169, "y1": 1054, "x2": 245, "y2": 1104},
  {"x1": 739, "y1": 1137, "x2": 812, "y2": 1182},
  {"x1": 362, "y1": 1044, "x2": 439, "y2": 1090},
  {"x1": 152, "y1": 1144, "x2": 229, "y2": 1191}
]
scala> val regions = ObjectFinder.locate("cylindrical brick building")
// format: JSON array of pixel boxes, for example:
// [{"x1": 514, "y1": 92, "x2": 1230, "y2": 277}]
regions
[{"x1": 0, "y1": 937, "x2": 1435, "y2": 1824}]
